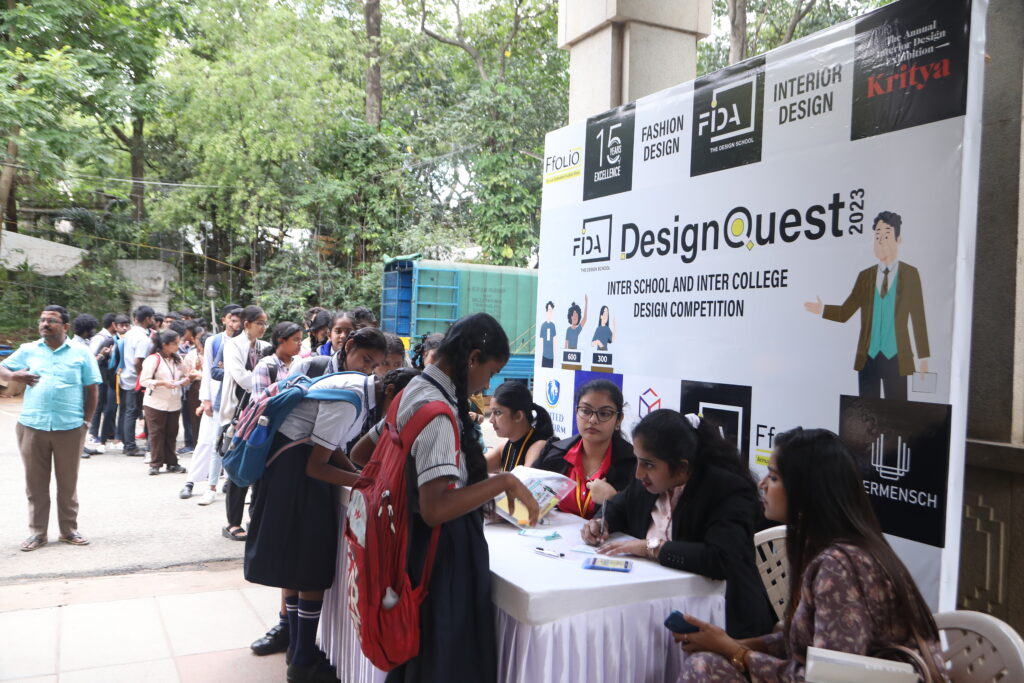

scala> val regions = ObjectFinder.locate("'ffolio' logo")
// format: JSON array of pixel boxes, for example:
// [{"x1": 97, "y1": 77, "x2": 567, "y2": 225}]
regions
[
  {"x1": 691, "y1": 57, "x2": 765, "y2": 177},
  {"x1": 544, "y1": 146, "x2": 582, "y2": 185},
  {"x1": 574, "y1": 215, "x2": 613, "y2": 263},
  {"x1": 583, "y1": 103, "x2": 635, "y2": 201}
]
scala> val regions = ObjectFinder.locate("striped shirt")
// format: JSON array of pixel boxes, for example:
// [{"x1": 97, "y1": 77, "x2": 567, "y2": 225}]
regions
[{"x1": 369, "y1": 363, "x2": 465, "y2": 488}]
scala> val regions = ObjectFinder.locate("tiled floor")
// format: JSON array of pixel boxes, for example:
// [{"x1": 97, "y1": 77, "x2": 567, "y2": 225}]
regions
[{"x1": 0, "y1": 565, "x2": 288, "y2": 682}]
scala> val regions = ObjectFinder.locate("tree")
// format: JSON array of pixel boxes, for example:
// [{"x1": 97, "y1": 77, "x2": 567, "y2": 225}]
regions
[
  {"x1": 0, "y1": 1, "x2": 87, "y2": 221},
  {"x1": 704, "y1": 0, "x2": 893, "y2": 73}
]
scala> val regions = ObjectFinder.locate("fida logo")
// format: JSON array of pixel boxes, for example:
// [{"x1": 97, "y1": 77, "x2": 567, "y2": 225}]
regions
[
  {"x1": 691, "y1": 57, "x2": 765, "y2": 177},
  {"x1": 638, "y1": 388, "x2": 661, "y2": 417},
  {"x1": 574, "y1": 215, "x2": 613, "y2": 264},
  {"x1": 545, "y1": 379, "x2": 560, "y2": 408}
]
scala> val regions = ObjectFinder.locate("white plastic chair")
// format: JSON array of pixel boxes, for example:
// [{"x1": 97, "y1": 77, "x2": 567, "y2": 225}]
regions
[
  {"x1": 934, "y1": 610, "x2": 1024, "y2": 682},
  {"x1": 753, "y1": 525, "x2": 789, "y2": 622}
]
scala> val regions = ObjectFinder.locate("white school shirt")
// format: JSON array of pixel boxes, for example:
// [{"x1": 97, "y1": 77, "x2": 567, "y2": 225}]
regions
[{"x1": 278, "y1": 372, "x2": 376, "y2": 452}]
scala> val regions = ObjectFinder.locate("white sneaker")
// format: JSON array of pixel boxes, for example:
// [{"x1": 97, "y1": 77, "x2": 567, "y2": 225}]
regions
[
  {"x1": 85, "y1": 439, "x2": 106, "y2": 454},
  {"x1": 197, "y1": 489, "x2": 216, "y2": 506}
]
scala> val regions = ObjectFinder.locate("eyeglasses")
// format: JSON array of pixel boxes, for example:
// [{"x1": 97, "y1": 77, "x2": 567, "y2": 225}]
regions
[
  {"x1": 38, "y1": 318, "x2": 63, "y2": 325},
  {"x1": 576, "y1": 406, "x2": 620, "y2": 423}
]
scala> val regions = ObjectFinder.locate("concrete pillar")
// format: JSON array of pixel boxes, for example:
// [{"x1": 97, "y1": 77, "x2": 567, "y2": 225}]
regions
[
  {"x1": 958, "y1": 0, "x2": 1024, "y2": 632},
  {"x1": 558, "y1": 0, "x2": 712, "y2": 123}
]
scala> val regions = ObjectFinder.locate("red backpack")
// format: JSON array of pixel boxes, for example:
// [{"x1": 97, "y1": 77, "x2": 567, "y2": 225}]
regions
[{"x1": 344, "y1": 389, "x2": 460, "y2": 671}]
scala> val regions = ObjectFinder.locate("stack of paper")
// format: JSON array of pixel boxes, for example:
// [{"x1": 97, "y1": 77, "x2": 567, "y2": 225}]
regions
[{"x1": 805, "y1": 647, "x2": 918, "y2": 683}]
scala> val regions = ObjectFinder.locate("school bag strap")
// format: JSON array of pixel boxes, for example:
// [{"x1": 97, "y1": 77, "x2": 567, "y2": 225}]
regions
[
  {"x1": 391, "y1": 397, "x2": 460, "y2": 590},
  {"x1": 136, "y1": 352, "x2": 162, "y2": 392},
  {"x1": 344, "y1": 387, "x2": 462, "y2": 671}
]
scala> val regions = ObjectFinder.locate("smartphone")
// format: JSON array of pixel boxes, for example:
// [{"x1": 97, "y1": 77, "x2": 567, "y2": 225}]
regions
[
  {"x1": 664, "y1": 610, "x2": 699, "y2": 634},
  {"x1": 582, "y1": 557, "x2": 633, "y2": 572}
]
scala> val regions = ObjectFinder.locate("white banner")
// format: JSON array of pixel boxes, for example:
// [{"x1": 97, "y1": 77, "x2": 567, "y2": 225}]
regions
[{"x1": 534, "y1": 0, "x2": 987, "y2": 610}]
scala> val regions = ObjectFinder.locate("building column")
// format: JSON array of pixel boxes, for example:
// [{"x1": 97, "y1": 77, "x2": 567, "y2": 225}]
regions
[
  {"x1": 959, "y1": 0, "x2": 1024, "y2": 631},
  {"x1": 558, "y1": 0, "x2": 712, "y2": 123}
]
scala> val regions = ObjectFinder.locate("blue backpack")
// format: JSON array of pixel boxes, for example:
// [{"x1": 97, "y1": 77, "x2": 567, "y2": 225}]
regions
[{"x1": 221, "y1": 372, "x2": 364, "y2": 487}]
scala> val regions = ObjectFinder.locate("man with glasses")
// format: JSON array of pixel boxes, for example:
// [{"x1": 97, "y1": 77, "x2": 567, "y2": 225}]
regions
[{"x1": 0, "y1": 305, "x2": 102, "y2": 551}]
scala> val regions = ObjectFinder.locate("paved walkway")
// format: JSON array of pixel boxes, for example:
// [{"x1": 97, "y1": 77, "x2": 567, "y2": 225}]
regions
[{"x1": 0, "y1": 561, "x2": 285, "y2": 682}]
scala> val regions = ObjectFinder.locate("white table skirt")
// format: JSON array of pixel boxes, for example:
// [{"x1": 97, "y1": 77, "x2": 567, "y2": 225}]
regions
[
  {"x1": 322, "y1": 501, "x2": 727, "y2": 683},
  {"x1": 496, "y1": 595, "x2": 724, "y2": 683}
]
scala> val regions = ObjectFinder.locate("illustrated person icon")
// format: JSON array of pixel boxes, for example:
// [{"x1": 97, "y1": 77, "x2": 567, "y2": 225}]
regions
[
  {"x1": 539, "y1": 301, "x2": 557, "y2": 368},
  {"x1": 591, "y1": 305, "x2": 616, "y2": 350},
  {"x1": 804, "y1": 210, "x2": 929, "y2": 401},
  {"x1": 564, "y1": 295, "x2": 589, "y2": 350}
]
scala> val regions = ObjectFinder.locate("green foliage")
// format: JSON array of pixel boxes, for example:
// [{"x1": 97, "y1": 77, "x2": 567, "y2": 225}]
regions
[
  {"x1": 242, "y1": 248, "x2": 382, "y2": 325},
  {"x1": 698, "y1": 0, "x2": 894, "y2": 75}
]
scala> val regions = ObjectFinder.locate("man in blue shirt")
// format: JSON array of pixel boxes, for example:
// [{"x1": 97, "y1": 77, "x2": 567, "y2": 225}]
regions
[{"x1": 0, "y1": 305, "x2": 102, "y2": 551}]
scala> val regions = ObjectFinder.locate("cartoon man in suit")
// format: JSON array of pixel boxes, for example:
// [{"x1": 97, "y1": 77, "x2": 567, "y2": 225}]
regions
[{"x1": 804, "y1": 211, "x2": 929, "y2": 401}]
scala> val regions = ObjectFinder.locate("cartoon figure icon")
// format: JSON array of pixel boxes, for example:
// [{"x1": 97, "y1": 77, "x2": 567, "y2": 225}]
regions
[
  {"x1": 539, "y1": 301, "x2": 557, "y2": 368},
  {"x1": 591, "y1": 305, "x2": 616, "y2": 350},
  {"x1": 564, "y1": 295, "x2": 589, "y2": 350},
  {"x1": 804, "y1": 210, "x2": 929, "y2": 401}
]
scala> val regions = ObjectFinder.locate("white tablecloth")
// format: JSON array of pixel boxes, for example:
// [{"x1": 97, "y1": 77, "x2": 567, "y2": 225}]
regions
[{"x1": 322, "y1": 504, "x2": 726, "y2": 683}]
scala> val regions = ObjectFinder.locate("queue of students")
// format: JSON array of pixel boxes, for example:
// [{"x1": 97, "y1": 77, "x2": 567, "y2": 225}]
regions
[{"x1": 49, "y1": 302, "x2": 948, "y2": 682}]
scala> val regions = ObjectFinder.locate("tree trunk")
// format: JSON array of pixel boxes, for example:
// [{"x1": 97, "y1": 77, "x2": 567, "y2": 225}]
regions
[
  {"x1": 129, "y1": 115, "x2": 145, "y2": 220},
  {"x1": 364, "y1": 0, "x2": 382, "y2": 128},
  {"x1": 728, "y1": 0, "x2": 748, "y2": 65},
  {"x1": 4, "y1": 175, "x2": 16, "y2": 232},
  {"x1": 0, "y1": 130, "x2": 19, "y2": 219}
]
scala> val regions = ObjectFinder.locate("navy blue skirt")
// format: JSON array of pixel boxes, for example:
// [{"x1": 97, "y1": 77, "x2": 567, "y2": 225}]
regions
[
  {"x1": 244, "y1": 434, "x2": 338, "y2": 591},
  {"x1": 384, "y1": 506, "x2": 497, "y2": 683}
]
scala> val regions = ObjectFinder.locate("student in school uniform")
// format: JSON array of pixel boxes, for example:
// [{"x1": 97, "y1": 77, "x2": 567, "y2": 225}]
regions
[
  {"x1": 244, "y1": 327, "x2": 388, "y2": 682},
  {"x1": 251, "y1": 322, "x2": 302, "y2": 397},
  {"x1": 581, "y1": 409, "x2": 775, "y2": 639},
  {"x1": 350, "y1": 313, "x2": 539, "y2": 683},
  {"x1": 484, "y1": 381, "x2": 553, "y2": 472},
  {"x1": 218, "y1": 305, "x2": 271, "y2": 540},
  {"x1": 534, "y1": 379, "x2": 636, "y2": 519}
]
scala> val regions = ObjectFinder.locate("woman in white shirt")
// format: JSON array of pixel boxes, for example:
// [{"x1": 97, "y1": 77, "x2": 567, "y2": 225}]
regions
[
  {"x1": 139, "y1": 330, "x2": 187, "y2": 476},
  {"x1": 219, "y1": 305, "x2": 270, "y2": 541}
]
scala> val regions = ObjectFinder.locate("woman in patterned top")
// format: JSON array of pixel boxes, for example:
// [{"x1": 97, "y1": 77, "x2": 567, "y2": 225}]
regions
[{"x1": 676, "y1": 427, "x2": 944, "y2": 682}]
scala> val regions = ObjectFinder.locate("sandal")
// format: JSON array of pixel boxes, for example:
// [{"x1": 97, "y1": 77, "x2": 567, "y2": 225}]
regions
[
  {"x1": 222, "y1": 526, "x2": 247, "y2": 541},
  {"x1": 59, "y1": 532, "x2": 90, "y2": 546},
  {"x1": 20, "y1": 534, "x2": 47, "y2": 552}
]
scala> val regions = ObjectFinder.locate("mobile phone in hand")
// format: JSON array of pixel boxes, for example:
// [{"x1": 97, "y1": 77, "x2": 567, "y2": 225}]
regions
[{"x1": 664, "y1": 610, "x2": 699, "y2": 634}]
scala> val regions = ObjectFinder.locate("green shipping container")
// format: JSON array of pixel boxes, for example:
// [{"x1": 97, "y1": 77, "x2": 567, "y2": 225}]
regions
[{"x1": 381, "y1": 257, "x2": 538, "y2": 355}]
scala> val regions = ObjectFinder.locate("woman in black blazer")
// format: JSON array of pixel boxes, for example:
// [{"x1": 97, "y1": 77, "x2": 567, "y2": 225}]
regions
[
  {"x1": 582, "y1": 409, "x2": 775, "y2": 639},
  {"x1": 534, "y1": 379, "x2": 636, "y2": 518}
]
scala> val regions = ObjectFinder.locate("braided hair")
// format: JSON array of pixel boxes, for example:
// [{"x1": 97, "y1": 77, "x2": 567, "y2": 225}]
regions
[
  {"x1": 411, "y1": 333, "x2": 444, "y2": 370},
  {"x1": 436, "y1": 314, "x2": 509, "y2": 485}
]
